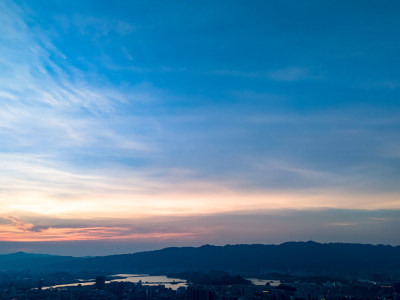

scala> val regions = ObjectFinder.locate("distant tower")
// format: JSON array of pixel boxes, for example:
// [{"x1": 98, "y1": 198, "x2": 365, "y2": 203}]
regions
[
  {"x1": 95, "y1": 276, "x2": 106, "y2": 290},
  {"x1": 38, "y1": 278, "x2": 44, "y2": 292}
]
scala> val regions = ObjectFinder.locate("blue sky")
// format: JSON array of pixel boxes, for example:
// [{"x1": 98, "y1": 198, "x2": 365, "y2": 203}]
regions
[{"x1": 0, "y1": 0, "x2": 399, "y2": 254}]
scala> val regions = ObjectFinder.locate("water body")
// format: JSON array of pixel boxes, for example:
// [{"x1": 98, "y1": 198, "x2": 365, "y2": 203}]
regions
[
  {"x1": 45, "y1": 274, "x2": 187, "y2": 290},
  {"x1": 45, "y1": 274, "x2": 280, "y2": 290},
  {"x1": 109, "y1": 274, "x2": 187, "y2": 289},
  {"x1": 246, "y1": 278, "x2": 281, "y2": 286}
]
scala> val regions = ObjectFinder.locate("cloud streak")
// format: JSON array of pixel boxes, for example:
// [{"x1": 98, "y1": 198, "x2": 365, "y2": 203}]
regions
[
  {"x1": 0, "y1": 216, "x2": 201, "y2": 242},
  {"x1": 207, "y1": 67, "x2": 315, "y2": 81},
  {"x1": 0, "y1": 209, "x2": 399, "y2": 254}
]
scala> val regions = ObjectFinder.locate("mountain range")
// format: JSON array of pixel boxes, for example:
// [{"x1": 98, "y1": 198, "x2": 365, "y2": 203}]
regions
[{"x1": 1, "y1": 241, "x2": 399, "y2": 274}]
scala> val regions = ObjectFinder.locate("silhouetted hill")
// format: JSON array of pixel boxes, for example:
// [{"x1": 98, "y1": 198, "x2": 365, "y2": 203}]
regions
[
  {"x1": 48, "y1": 241, "x2": 400, "y2": 274},
  {"x1": 2, "y1": 242, "x2": 400, "y2": 274},
  {"x1": 0, "y1": 252, "x2": 75, "y2": 271}
]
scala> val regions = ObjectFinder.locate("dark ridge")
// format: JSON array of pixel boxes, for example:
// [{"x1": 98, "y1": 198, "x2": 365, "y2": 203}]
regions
[{"x1": 1, "y1": 242, "x2": 399, "y2": 274}]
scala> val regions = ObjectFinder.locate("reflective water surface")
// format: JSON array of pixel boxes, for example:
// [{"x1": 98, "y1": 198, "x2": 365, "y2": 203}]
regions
[
  {"x1": 46, "y1": 274, "x2": 280, "y2": 290},
  {"x1": 246, "y1": 278, "x2": 281, "y2": 286},
  {"x1": 46, "y1": 274, "x2": 187, "y2": 290}
]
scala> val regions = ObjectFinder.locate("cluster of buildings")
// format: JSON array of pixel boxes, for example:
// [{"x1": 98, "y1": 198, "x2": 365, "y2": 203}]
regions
[{"x1": 184, "y1": 281, "x2": 400, "y2": 300}]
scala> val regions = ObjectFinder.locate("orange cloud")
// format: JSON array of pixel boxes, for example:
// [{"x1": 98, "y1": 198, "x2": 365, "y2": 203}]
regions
[{"x1": 0, "y1": 217, "x2": 198, "y2": 242}]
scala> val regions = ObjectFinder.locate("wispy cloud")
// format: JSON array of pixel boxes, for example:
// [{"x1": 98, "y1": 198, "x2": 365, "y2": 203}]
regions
[
  {"x1": 208, "y1": 67, "x2": 315, "y2": 81},
  {"x1": 55, "y1": 15, "x2": 135, "y2": 38},
  {"x1": 1, "y1": 152, "x2": 399, "y2": 221},
  {"x1": 0, "y1": 2, "x2": 158, "y2": 155},
  {"x1": 0, "y1": 209, "x2": 399, "y2": 247},
  {"x1": 360, "y1": 80, "x2": 400, "y2": 90},
  {"x1": 326, "y1": 222, "x2": 357, "y2": 227},
  {"x1": 267, "y1": 67, "x2": 310, "y2": 81},
  {"x1": 0, "y1": 216, "x2": 202, "y2": 242},
  {"x1": 0, "y1": 3, "x2": 119, "y2": 113}
]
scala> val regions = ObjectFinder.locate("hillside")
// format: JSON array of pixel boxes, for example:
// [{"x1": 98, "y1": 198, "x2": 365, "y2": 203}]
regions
[
  {"x1": 0, "y1": 252, "x2": 75, "y2": 271},
  {"x1": 2, "y1": 242, "x2": 400, "y2": 274}
]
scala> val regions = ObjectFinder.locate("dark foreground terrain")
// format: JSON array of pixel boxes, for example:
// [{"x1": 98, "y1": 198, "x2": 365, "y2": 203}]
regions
[{"x1": 1, "y1": 269, "x2": 400, "y2": 299}]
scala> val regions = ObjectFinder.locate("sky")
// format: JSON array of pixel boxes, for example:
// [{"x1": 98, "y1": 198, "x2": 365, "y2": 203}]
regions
[{"x1": 0, "y1": 0, "x2": 399, "y2": 256}]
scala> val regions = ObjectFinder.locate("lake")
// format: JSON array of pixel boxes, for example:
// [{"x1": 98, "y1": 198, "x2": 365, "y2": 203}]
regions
[
  {"x1": 45, "y1": 274, "x2": 187, "y2": 290},
  {"x1": 45, "y1": 274, "x2": 280, "y2": 290}
]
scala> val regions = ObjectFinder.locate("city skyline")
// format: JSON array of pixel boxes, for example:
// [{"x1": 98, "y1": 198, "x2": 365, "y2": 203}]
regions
[{"x1": 0, "y1": 0, "x2": 399, "y2": 255}]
